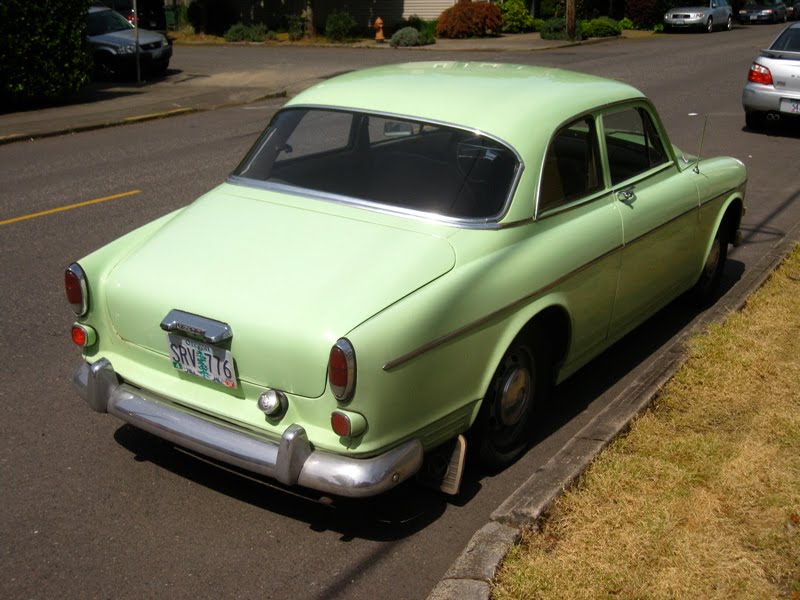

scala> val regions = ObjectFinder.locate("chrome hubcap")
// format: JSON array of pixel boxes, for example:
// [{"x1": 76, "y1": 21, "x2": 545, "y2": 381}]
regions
[{"x1": 499, "y1": 366, "x2": 532, "y2": 427}]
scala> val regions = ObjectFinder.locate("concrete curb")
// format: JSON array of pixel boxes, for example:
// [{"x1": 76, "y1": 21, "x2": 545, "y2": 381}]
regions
[
  {"x1": 0, "y1": 90, "x2": 286, "y2": 146},
  {"x1": 427, "y1": 220, "x2": 800, "y2": 599}
]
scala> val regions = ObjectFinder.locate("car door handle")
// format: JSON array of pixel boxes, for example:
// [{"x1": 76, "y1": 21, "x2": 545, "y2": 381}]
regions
[{"x1": 616, "y1": 187, "x2": 636, "y2": 205}]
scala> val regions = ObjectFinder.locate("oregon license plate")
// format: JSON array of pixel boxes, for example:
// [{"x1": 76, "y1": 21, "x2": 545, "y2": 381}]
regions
[
  {"x1": 168, "y1": 334, "x2": 237, "y2": 388},
  {"x1": 780, "y1": 98, "x2": 800, "y2": 114}
]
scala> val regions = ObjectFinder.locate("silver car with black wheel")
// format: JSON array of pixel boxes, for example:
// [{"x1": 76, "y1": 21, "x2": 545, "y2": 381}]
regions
[
  {"x1": 664, "y1": 0, "x2": 733, "y2": 32},
  {"x1": 742, "y1": 22, "x2": 800, "y2": 128}
]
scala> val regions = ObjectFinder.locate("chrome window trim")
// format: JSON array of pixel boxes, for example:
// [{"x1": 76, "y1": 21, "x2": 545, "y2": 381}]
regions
[{"x1": 229, "y1": 104, "x2": 525, "y2": 229}]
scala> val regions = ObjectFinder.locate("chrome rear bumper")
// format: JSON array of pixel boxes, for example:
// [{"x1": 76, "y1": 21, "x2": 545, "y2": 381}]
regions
[{"x1": 73, "y1": 359, "x2": 423, "y2": 498}]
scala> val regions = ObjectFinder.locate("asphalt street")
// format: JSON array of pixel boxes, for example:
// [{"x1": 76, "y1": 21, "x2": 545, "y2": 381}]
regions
[{"x1": 1, "y1": 25, "x2": 799, "y2": 600}]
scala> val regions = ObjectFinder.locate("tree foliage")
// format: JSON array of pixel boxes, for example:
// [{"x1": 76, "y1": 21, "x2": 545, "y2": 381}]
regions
[
  {"x1": 436, "y1": 0, "x2": 503, "y2": 39},
  {"x1": 1, "y1": 0, "x2": 92, "y2": 107}
]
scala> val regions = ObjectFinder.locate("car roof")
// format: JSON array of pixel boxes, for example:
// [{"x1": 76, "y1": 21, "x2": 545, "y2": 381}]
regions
[{"x1": 287, "y1": 62, "x2": 645, "y2": 149}]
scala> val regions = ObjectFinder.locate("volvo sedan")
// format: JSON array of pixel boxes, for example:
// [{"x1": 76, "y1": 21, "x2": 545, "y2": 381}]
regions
[{"x1": 66, "y1": 63, "x2": 747, "y2": 499}]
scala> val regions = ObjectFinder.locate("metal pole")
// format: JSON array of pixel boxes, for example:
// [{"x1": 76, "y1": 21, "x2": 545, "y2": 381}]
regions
[{"x1": 133, "y1": 0, "x2": 141, "y2": 83}]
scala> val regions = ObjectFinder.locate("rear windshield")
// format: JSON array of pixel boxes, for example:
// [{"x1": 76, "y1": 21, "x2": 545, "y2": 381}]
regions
[
  {"x1": 233, "y1": 108, "x2": 520, "y2": 220},
  {"x1": 770, "y1": 27, "x2": 800, "y2": 52}
]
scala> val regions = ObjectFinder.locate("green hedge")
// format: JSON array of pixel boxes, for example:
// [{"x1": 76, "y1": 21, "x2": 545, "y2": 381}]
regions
[{"x1": 1, "y1": 0, "x2": 92, "y2": 107}]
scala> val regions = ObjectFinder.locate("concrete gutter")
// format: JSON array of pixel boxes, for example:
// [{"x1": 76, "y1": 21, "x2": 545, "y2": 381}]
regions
[{"x1": 427, "y1": 219, "x2": 800, "y2": 599}]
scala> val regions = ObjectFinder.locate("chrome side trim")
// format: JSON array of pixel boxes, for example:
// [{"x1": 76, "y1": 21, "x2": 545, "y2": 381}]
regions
[
  {"x1": 382, "y1": 243, "x2": 623, "y2": 371},
  {"x1": 73, "y1": 361, "x2": 423, "y2": 498}
]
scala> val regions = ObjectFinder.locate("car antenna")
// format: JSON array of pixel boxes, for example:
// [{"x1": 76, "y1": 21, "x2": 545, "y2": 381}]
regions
[{"x1": 688, "y1": 113, "x2": 708, "y2": 174}]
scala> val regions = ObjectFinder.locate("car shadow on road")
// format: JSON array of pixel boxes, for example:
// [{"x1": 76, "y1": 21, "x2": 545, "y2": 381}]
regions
[{"x1": 113, "y1": 422, "x2": 458, "y2": 541}]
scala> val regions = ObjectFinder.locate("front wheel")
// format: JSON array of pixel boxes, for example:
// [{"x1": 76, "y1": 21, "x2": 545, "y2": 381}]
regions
[
  {"x1": 473, "y1": 339, "x2": 551, "y2": 471},
  {"x1": 726, "y1": 15, "x2": 733, "y2": 30},
  {"x1": 706, "y1": 17, "x2": 714, "y2": 32},
  {"x1": 690, "y1": 224, "x2": 728, "y2": 306}
]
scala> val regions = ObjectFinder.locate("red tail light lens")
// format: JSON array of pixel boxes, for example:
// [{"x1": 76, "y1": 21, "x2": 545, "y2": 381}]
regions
[
  {"x1": 328, "y1": 338, "x2": 356, "y2": 401},
  {"x1": 65, "y1": 263, "x2": 88, "y2": 316},
  {"x1": 331, "y1": 411, "x2": 352, "y2": 437},
  {"x1": 748, "y1": 63, "x2": 773, "y2": 86},
  {"x1": 71, "y1": 323, "x2": 96, "y2": 347}
]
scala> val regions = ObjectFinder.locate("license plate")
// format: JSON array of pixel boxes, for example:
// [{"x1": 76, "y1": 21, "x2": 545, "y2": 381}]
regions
[
  {"x1": 750, "y1": 15, "x2": 757, "y2": 20},
  {"x1": 168, "y1": 334, "x2": 237, "y2": 388},
  {"x1": 675, "y1": 19, "x2": 685, "y2": 24},
  {"x1": 780, "y1": 98, "x2": 800, "y2": 114}
]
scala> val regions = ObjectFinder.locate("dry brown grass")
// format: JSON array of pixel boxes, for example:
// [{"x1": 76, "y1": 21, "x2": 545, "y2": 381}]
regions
[{"x1": 493, "y1": 246, "x2": 800, "y2": 600}]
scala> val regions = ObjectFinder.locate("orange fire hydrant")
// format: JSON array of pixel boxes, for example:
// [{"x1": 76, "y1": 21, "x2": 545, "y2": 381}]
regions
[{"x1": 374, "y1": 17, "x2": 385, "y2": 43}]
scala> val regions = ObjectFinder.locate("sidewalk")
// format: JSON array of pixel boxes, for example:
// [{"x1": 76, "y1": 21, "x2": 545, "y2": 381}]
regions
[{"x1": 0, "y1": 32, "x2": 588, "y2": 145}]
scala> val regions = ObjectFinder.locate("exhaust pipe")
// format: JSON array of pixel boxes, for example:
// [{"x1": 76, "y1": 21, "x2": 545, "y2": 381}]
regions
[{"x1": 766, "y1": 113, "x2": 781, "y2": 121}]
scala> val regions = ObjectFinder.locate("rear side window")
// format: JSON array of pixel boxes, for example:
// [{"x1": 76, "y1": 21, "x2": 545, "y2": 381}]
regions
[
  {"x1": 538, "y1": 116, "x2": 603, "y2": 213},
  {"x1": 603, "y1": 107, "x2": 669, "y2": 185}
]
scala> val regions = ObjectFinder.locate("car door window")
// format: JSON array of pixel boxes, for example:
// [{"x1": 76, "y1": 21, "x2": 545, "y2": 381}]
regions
[
  {"x1": 538, "y1": 116, "x2": 603, "y2": 213},
  {"x1": 603, "y1": 107, "x2": 669, "y2": 185}
]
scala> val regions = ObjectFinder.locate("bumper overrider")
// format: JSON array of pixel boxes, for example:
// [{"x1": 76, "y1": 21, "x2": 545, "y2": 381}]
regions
[{"x1": 73, "y1": 359, "x2": 424, "y2": 497}]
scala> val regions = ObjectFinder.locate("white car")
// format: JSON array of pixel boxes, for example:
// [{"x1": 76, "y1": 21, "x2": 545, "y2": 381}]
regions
[{"x1": 742, "y1": 22, "x2": 800, "y2": 128}]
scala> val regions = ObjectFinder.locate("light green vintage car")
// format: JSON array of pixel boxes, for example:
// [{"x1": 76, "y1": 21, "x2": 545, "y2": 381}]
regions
[{"x1": 66, "y1": 62, "x2": 747, "y2": 498}]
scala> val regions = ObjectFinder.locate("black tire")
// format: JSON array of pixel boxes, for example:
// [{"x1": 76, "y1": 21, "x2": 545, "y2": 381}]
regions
[
  {"x1": 726, "y1": 15, "x2": 733, "y2": 30},
  {"x1": 745, "y1": 111, "x2": 765, "y2": 130},
  {"x1": 690, "y1": 224, "x2": 729, "y2": 306},
  {"x1": 94, "y1": 53, "x2": 117, "y2": 80},
  {"x1": 706, "y1": 17, "x2": 714, "y2": 32},
  {"x1": 473, "y1": 338, "x2": 551, "y2": 471}
]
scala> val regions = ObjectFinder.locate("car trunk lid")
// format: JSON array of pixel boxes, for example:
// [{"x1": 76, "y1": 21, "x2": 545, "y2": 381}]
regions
[{"x1": 105, "y1": 187, "x2": 456, "y2": 398}]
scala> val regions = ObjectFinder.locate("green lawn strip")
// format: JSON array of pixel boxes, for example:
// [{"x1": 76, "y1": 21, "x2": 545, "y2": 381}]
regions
[{"x1": 493, "y1": 245, "x2": 800, "y2": 600}]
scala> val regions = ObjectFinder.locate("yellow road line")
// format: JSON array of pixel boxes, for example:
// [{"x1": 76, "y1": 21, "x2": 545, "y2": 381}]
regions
[{"x1": 0, "y1": 189, "x2": 141, "y2": 227}]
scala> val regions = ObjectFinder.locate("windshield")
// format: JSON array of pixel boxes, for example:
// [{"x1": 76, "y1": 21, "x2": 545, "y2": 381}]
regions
[
  {"x1": 233, "y1": 108, "x2": 520, "y2": 221},
  {"x1": 673, "y1": 0, "x2": 710, "y2": 7},
  {"x1": 87, "y1": 10, "x2": 133, "y2": 36}
]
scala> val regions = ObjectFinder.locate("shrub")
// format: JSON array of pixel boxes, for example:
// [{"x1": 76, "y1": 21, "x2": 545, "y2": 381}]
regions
[
  {"x1": 500, "y1": 0, "x2": 535, "y2": 33},
  {"x1": 286, "y1": 14, "x2": 304, "y2": 41},
  {"x1": 224, "y1": 23, "x2": 268, "y2": 42},
  {"x1": 436, "y1": 0, "x2": 503, "y2": 39},
  {"x1": 398, "y1": 15, "x2": 437, "y2": 43},
  {"x1": 539, "y1": 17, "x2": 583, "y2": 40},
  {"x1": 391, "y1": 26, "x2": 421, "y2": 47},
  {"x1": 582, "y1": 16, "x2": 622, "y2": 37},
  {"x1": 325, "y1": 9, "x2": 357, "y2": 42},
  {"x1": 0, "y1": 0, "x2": 91, "y2": 107},
  {"x1": 532, "y1": 18, "x2": 546, "y2": 31},
  {"x1": 619, "y1": 17, "x2": 635, "y2": 29}
]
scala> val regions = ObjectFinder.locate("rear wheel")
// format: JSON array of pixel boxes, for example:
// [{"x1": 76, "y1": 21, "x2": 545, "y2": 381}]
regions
[
  {"x1": 473, "y1": 339, "x2": 551, "y2": 471},
  {"x1": 726, "y1": 15, "x2": 733, "y2": 30}
]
